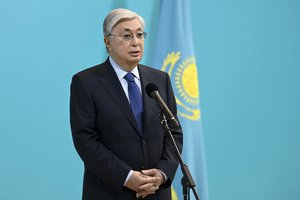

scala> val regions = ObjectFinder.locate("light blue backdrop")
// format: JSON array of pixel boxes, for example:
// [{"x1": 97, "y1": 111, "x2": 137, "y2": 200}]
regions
[{"x1": 0, "y1": 0, "x2": 299, "y2": 200}]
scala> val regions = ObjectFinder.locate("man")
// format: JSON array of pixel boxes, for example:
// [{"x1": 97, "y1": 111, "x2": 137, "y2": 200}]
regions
[{"x1": 70, "y1": 8, "x2": 183, "y2": 200}]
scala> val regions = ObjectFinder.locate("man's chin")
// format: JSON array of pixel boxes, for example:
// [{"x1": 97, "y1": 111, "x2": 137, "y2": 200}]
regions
[{"x1": 128, "y1": 56, "x2": 142, "y2": 63}]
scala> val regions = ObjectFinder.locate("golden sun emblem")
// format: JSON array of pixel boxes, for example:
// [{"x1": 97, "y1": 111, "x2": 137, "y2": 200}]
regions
[
  {"x1": 175, "y1": 57, "x2": 199, "y2": 106},
  {"x1": 161, "y1": 52, "x2": 201, "y2": 120}
]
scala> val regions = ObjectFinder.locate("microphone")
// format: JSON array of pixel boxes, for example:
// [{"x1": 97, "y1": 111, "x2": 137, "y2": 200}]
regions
[{"x1": 145, "y1": 83, "x2": 179, "y2": 127}]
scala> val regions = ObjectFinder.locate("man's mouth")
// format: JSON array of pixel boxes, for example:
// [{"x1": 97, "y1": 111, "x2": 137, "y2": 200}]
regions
[{"x1": 129, "y1": 51, "x2": 140, "y2": 57}]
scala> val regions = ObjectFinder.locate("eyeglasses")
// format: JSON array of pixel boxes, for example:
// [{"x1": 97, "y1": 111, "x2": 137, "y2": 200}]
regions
[{"x1": 108, "y1": 32, "x2": 147, "y2": 42}]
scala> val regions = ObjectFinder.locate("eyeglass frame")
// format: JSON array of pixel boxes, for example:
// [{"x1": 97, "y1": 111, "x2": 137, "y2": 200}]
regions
[{"x1": 107, "y1": 31, "x2": 147, "y2": 42}]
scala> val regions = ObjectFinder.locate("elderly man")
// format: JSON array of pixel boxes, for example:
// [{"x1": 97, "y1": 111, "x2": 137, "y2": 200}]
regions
[{"x1": 70, "y1": 8, "x2": 183, "y2": 200}]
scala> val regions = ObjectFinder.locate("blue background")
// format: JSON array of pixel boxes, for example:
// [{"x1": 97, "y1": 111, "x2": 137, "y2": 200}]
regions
[{"x1": 0, "y1": 0, "x2": 299, "y2": 200}]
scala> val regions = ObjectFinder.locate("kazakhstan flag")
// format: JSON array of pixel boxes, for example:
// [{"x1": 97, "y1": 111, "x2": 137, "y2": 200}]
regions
[{"x1": 151, "y1": 0, "x2": 209, "y2": 200}]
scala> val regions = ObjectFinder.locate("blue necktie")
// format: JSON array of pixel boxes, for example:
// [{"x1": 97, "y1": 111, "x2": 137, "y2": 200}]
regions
[{"x1": 124, "y1": 73, "x2": 143, "y2": 133}]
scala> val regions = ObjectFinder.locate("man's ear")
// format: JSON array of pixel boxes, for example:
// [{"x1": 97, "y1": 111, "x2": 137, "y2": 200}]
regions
[{"x1": 104, "y1": 37, "x2": 111, "y2": 50}]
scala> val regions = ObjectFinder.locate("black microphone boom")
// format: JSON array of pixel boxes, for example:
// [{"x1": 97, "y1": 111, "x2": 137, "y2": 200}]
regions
[
  {"x1": 145, "y1": 83, "x2": 180, "y2": 127},
  {"x1": 146, "y1": 83, "x2": 200, "y2": 200}
]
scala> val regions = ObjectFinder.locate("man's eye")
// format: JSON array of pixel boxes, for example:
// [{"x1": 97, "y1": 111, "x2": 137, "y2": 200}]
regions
[
  {"x1": 123, "y1": 34, "x2": 132, "y2": 40},
  {"x1": 136, "y1": 33, "x2": 144, "y2": 38}
]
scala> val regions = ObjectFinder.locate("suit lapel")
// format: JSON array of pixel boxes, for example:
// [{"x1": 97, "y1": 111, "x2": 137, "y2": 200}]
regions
[
  {"x1": 95, "y1": 59, "x2": 142, "y2": 137},
  {"x1": 139, "y1": 66, "x2": 160, "y2": 137}
]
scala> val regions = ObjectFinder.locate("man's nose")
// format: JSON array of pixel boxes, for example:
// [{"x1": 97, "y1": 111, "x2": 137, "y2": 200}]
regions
[{"x1": 131, "y1": 36, "x2": 139, "y2": 46}]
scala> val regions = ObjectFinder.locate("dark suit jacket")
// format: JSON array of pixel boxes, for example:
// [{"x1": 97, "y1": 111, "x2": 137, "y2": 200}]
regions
[{"x1": 70, "y1": 58, "x2": 183, "y2": 200}]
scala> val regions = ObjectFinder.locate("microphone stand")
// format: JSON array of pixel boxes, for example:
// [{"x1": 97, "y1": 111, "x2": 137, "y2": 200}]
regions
[{"x1": 160, "y1": 113, "x2": 200, "y2": 200}]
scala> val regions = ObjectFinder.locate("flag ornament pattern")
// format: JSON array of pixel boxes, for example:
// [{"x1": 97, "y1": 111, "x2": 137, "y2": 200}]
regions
[{"x1": 171, "y1": 187, "x2": 179, "y2": 200}]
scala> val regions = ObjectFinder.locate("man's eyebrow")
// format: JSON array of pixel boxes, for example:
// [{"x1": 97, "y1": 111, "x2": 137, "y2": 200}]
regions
[{"x1": 123, "y1": 27, "x2": 143, "y2": 32}]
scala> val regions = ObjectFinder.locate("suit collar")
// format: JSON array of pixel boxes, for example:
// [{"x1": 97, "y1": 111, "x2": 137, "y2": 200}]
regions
[{"x1": 109, "y1": 56, "x2": 140, "y2": 81}]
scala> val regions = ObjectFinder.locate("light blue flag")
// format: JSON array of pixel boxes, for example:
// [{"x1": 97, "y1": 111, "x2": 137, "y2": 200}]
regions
[{"x1": 151, "y1": 0, "x2": 209, "y2": 200}]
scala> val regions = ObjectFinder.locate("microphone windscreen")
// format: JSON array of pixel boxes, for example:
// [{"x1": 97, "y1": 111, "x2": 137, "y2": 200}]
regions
[{"x1": 145, "y1": 83, "x2": 159, "y2": 98}]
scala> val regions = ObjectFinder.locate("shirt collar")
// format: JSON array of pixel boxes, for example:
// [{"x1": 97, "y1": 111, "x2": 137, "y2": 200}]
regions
[{"x1": 109, "y1": 56, "x2": 140, "y2": 81}]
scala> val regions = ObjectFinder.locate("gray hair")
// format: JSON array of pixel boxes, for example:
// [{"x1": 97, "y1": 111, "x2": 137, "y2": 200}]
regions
[{"x1": 103, "y1": 8, "x2": 145, "y2": 37}]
